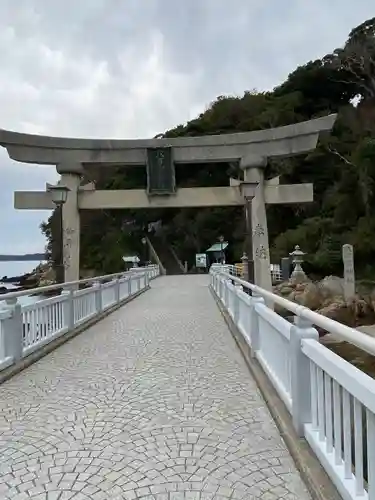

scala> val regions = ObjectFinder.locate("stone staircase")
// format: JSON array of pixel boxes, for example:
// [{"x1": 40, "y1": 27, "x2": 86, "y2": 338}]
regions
[{"x1": 148, "y1": 235, "x2": 185, "y2": 275}]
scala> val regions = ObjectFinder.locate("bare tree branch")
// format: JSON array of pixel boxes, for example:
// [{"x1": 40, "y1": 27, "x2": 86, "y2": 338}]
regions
[
  {"x1": 325, "y1": 146, "x2": 357, "y2": 167},
  {"x1": 325, "y1": 39, "x2": 375, "y2": 98}
]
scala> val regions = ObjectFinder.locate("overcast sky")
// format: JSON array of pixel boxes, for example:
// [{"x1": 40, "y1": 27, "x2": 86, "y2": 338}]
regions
[{"x1": 0, "y1": 0, "x2": 373, "y2": 259}]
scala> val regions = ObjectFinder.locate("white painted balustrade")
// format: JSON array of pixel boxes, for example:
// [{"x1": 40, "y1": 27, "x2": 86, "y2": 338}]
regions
[
  {"x1": 210, "y1": 266, "x2": 375, "y2": 500},
  {"x1": 0, "y1": 265, "x2": 159, "y2": 372},
  {"x1": 211, "y1": 262, "x2": 283, "y2": 282}
]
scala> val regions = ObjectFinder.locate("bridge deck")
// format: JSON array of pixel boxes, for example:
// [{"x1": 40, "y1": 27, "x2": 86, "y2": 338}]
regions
[{"x1": 0, "y1": 275, "x2": 310, "y2": 500}]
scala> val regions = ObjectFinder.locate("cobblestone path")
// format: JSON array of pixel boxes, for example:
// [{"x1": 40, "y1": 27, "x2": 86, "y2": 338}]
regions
[{"x1": 0, "y1": 275, "x2": 311, "y2": 499}]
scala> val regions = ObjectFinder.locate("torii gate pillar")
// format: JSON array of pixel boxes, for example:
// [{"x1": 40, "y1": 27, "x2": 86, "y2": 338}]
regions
[
  {"x1": 239, "y1": 155, "x2": 314, "y2": 294},
  {"x1": 56, "y1": 163, "x2": 83, "y2": 284},
  {"x1": 241, "y1": 156, "x2": 270, "y2": 291}
]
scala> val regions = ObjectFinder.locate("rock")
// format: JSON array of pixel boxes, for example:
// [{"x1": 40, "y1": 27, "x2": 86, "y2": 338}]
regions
[
  {"x1": 294, "y1": 282, "x2": 323, "y2": 310},
  {"x1": 352, "y1": 357, "x2": 368, "y2": 368},
  {"x1": 321, "y1": 295, "x2": 341, "y2": 308},
  {"x1": 273, "y1": 278, "x2": 375, "y2": 329},
  {"x1": 320, "y1": 333, "x2": 345, "y2": 345},
  {"x1": 25, "y1": 262, "x2": 56, "y2": 287},
  {"x1": 38, "y1": 279, "x2": 55, "y2": 287},
  {"x1": 295, "y1": 283, "x2": 306, "y2": 292},
  {"x1": 290, "y1": 272, "x2": 310, "y2": 285},
  {"x1": 369, "y1": 288, "x2": 375, "y2": 313},
  {"x1": 319, "y1": 275, "x2": 345, "y2": 298},
  {"x1": 348, "y1": 295, "x2": 373, "y2": 319},
  {"x1": 316, "y1": 300, "x2": 356, "y2": 327},
  {"x1": 273, "y1": 283, "x2": 294, "y2": 297},
  {"x1": 286, "y1": 290, "x2": 297, "y2": 302},
  {"x1": 41, "y1": 266, "x2": 55, "y2": 282}
]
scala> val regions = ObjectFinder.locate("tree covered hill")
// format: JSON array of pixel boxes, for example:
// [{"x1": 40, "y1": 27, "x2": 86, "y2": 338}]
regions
[{"x1": 42, "y1": 17, "x2": 375, "y2": 278}]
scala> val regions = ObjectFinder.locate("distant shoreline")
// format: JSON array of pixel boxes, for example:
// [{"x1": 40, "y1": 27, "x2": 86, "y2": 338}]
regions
[{"x1": 0, "y1": 253, "x2": 46, "y2": 262}]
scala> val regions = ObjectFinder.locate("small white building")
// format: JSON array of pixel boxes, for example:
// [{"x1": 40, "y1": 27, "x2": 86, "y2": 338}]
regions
[{"x1": 122, "y1": 256, "x2": 140, "y2": 269}]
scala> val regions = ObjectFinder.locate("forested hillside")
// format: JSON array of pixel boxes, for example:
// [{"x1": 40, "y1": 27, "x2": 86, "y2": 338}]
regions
[{"x1": 42, "y1": 17, "x2": 375, "y2": 278}]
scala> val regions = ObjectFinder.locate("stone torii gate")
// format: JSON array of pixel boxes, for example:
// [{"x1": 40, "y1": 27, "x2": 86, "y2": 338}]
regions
[{"x1": 0, "y1": 114, "x2": 336, "y2": 291}]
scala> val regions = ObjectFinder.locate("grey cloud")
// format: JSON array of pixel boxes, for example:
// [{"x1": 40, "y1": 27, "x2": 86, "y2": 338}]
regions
[
  {"x1": 0, "y1": 151, "x2": 57, "y2": 254},
  {"x1": 0, "y1": 0, "x2": 374, "y2": 255}
]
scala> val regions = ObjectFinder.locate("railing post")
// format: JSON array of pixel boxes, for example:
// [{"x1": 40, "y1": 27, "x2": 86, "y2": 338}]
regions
[
  {"x1": 210, "y1": 272, "x2": 214, "y2": 289},
  {"x1": 219, "y1": 276, "x2": 224, "y2": 302},
  {"x1": 233, "y1": 286, "x2": 240, "y2": 324},
  {"x1": 114, "y1": 278, "x2": 120, "y2": 303},
  {"x1": 93, "y1": 281, "x2": 102, "y2": 313},
  {"x1": 2, "y1": 298, "x2": 23, "y2": 361},
  {"x1": 224, "y1": 279, "x2": 229, "y2": 306},
  {"x1": 290, "y1": 315, "x2": 319, "y2": 437},
  {"x1": 249, "y1": 293, "x2": 265, "y2": 357},
  {"x1": 144, "y1": 272, "x2": 149, "y2": 288},
  {"x1": 128, "y1": 277, "x2": 132, "y2": 296},
  {"x1": 62, "y1": 289, "x2": 75, "y2": 330}
]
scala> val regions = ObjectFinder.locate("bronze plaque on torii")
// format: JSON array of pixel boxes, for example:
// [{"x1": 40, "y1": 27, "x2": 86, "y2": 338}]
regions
[{"x1": 146, "y1": 147, "x2": 176, "y2": 195}]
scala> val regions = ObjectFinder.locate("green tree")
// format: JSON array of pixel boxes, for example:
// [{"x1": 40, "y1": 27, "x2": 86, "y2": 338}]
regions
[
  {"x1": 323, "y1": 17, "x2": 375, "y2": 101},
  {"x1": 40, "y1": 17, "x2": 375, "y2": 280}
]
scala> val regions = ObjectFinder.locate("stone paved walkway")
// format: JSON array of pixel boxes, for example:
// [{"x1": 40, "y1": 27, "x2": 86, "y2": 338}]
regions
[{"x1": 0, "y1": 275, "x2": 311, "y2": 500}]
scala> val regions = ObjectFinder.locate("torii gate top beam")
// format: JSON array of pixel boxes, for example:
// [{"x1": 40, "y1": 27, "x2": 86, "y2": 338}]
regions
[{"x1": 0, "y1": 114, "x2": 337, "y2": 166}]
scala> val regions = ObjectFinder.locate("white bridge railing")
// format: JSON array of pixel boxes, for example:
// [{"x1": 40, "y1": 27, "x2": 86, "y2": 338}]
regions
[
  {"x1": 211, "y1": 262, "x2": 283, "y2": 282},
  {"x1": 210, "y1": 266, "x2": 375, "y2": 500},
  {"x1": 0, "y1": 265, "x2": 159, "y2": 372}
]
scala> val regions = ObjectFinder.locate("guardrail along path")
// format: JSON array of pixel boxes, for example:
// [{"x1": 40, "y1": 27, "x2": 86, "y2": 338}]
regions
[{"x1": 0, "y1": 275, "x2": 310, "y2": 500}]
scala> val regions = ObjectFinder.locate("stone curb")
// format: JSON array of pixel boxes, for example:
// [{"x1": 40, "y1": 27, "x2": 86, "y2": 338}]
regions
[
  {"x1": 210, "y1": 286, "x2": 341, "y2": 500},
  {"x1": 0, "y1": 285, "x2": 150, "y2": 385}
]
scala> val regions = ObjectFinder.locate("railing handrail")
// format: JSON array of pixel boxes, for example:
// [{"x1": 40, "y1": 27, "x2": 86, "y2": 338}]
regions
[
  {"x1": 0, "y1": 265, "x2": 158, "y2": 302},
  {"x1": 213, "y1": 268, "x2": 375, "y2": 356},
  {"x1": 0, "y1": 265, "x2": 160, "y2": 374},
  {"x1": 210, "y1": 265, "x2": 373, "y2": 499},
  {"x1": 302, "y1": 338, "x2": 375, "y2": 414}
]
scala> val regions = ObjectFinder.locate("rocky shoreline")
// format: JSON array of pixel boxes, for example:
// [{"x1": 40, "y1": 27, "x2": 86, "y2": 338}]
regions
[
  {"x1": 273, "y1": 275, "x2": 375, "y2": 378},
  {"x1": 273, "y1": 275, "x2": 375, "y2": 330},
  {"x1": 1, "y1": 262, "x2": 98, "y2": 296},
  {"x1": 0, "y1": 262, "x2": 56, "y2": 295}
]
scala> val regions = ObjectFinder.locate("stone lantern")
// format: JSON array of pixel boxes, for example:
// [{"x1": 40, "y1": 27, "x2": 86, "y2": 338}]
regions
[{"x1": 289, "y1": 245, "x2": 308, "y2": 283}]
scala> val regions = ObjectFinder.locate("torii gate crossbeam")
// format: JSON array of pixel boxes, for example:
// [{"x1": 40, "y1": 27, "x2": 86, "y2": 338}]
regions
[{"x1": 0, "y1": 114, "x2": 337, "y2": 289}]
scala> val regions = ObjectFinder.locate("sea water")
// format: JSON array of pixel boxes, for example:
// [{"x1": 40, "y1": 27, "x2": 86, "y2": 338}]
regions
[{"x1": 0, "y1": 261, "x2": 45, "y2": 306}]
